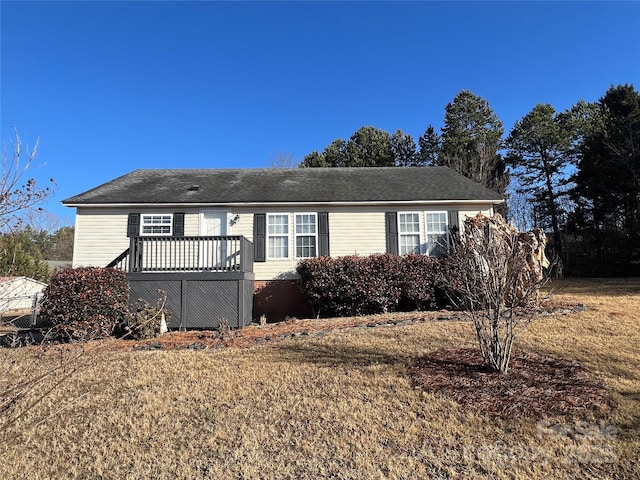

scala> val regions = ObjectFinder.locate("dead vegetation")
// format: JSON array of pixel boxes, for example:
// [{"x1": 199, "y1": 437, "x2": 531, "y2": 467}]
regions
[
  {"x1": 0, "y1": 278, "x2": 637, "y2": 479},
  {"x1": 442, "y1": 213, "x2": 550, "y2": 374}
]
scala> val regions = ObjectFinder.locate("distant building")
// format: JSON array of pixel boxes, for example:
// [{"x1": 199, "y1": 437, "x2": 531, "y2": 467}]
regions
[
  {"x1": 46, "y1": 260, "x2": 73, "y2": 272},
  {"x1": 0, "y1": 276, "x2": 48, "y2": 313}
]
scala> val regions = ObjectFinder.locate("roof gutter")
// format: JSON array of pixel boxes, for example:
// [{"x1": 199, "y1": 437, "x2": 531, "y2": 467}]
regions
[{"x1": 64, "y1": 199, "x2": 504, "y2": 208}]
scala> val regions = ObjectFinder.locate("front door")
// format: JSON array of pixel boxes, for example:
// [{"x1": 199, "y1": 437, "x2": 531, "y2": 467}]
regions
[{"x1": 199, "y1": 210, "x2": 228, "y2": 269}]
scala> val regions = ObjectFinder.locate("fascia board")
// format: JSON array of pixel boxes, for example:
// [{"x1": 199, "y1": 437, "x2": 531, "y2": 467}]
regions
[{"x1": 64, "y1": 199, "x2": 504, "y2": 208}]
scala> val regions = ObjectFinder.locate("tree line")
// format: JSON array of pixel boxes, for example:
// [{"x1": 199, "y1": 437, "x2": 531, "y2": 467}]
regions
[
  {"x1": 0, "y1": 226, "x2": 74, "y2": 281},
  {"x1": 297, "y1": 85, "x2": 640, "y2": 277}
]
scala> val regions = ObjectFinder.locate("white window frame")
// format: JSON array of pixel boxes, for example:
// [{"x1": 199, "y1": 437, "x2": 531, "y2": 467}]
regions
[
  {"x1": 398, "y1": 212, "x2": 423, "y2": 255},
  {"x1": 425, "y1": 211, "x2": 449, "y2": 256},
  {"x1": 140, "y1": 213, "x2": 173, "y2": 236},
  {"x1": 266, "y1": 213, "x2": 290, "y2": 260},
  {"x1": 294, "y1": 212, "x2": 318, "y2": 259}
]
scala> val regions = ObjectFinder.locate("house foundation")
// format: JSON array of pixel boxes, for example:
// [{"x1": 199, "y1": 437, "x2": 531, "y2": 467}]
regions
[{"x1": 253, "y1": 280, "x2": 313, "y2": 322}]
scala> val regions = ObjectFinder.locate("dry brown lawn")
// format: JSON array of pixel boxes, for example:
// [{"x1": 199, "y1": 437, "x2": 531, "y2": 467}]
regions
[{"x1": 0, "y1": 278, "x2": 638, "y2": 479}]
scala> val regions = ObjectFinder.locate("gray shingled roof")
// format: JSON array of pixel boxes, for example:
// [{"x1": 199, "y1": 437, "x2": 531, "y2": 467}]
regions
[{"x1": 62, "y1": 167, "x2": 503, "y2": 205}]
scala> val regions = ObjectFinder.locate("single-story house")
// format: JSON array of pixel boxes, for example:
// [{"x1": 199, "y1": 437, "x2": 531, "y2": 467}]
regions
[{"x1": 63, "y1": 166, "x2": 503, "y2": 328}]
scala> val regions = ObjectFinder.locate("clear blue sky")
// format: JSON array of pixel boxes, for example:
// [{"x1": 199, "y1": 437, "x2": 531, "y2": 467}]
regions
[{"x1": 1, "y1": 1, "x2": 639, "y2": 225}]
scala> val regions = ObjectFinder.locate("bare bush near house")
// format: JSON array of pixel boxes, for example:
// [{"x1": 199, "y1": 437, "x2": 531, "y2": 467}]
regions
[
  {"x1": 120, "y1": 289, "x2": 170, "y2": 339},
  {"x1": 443, "y1": 214, "x2": 549, "y2": 373}
]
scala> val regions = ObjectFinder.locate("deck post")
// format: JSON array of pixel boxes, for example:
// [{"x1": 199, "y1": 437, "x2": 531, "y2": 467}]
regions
[{"x1": 128, "y1": 237, "x2": 139, "y2": 273}]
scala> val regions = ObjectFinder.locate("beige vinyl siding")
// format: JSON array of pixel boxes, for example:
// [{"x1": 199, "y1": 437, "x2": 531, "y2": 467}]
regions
[
  {"x1": 231, "y1": 206, "x2": 450, "y2": 280},
  {"x1": 456, "y1": 208, "x2": 495, "y2": 232},
  {"x1": 133, "y1": 209, "x2": 205, "y2": 271},
  {"x1": 73, "y1": 208, "x2": 130, "y2": 267},
  {"x1": 72, "y1": 207, "x2": 201, "y2": 267},
  {"x1": 226, "y1": 208, "x2": 257, "y2": 239},
  {"x1": 196, "y1": 204, "x2": 499, "y2": 280},
  {"x1": 182, "y1": 209, "x2": 200, "y2": 236},
  {"x1": 229, "y1": 207, "x2": 389, "y2": 280},
  {"x1": 71, "y1": 203, "x2": 498, "y2": 278},
  {"x1": 326, "y1": 210, "x2": 386, "y2": 256},
  {"x1": 230, "y1": 208, "x2": 304, "y2": 280}
]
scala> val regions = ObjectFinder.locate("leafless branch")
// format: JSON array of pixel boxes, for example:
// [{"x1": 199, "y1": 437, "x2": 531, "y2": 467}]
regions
[{"x1": 1, "y1": 128, "x2": 56, "y2": 232}]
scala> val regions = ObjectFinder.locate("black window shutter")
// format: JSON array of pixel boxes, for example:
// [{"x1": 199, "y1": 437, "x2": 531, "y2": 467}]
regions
[
  {"x1": 253, "y1": 213, "x2": 266, "y2": 262},
  {"x1": 385, "y1": 212, "x2": 398, "y2": 255},
  {"x1": 318, "y1": 212, "x2": 330, "y2": 256},
  {"x1": 127, "y1": 213, "x2": 140, "y2": 237},
  {"x1": 173, "y1": 212, "x2": 185, "y2": 237},
  {"x1": 448, "y1": 211, "x2": 460, "y2": 248},
  {"x1": 447, "y1": 211, "x2": 459, "y2": 231}
]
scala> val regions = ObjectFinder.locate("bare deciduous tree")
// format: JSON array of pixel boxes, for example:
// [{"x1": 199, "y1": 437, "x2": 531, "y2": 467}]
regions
[
  {"x1": 1, "y1": 129, "x2": 55, "y2": 233},
  {"x1": 443, "y1": 214, "x2": 549, "y2": 373},
  {"x1": 268, "y1": 152, "x2": 297, "y2": 169}
]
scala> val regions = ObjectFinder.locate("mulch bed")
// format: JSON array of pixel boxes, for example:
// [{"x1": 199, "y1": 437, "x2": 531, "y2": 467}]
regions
[
  {"x1": 119, "y1": 298, "x2": 579, "y2": 352},
  {"x1": 3, "y1": 299, "x2": 580, "y2": 353},
  {"x1": 411, "y1": 348, "x2": 609, "y2": 419},
  {"x1": 124, "y1": 310, "x2": 468, "y2": 351}
]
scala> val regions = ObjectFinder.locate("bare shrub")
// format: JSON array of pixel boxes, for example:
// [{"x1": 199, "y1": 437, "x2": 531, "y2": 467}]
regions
[
  {"x1": 119, "y1": 290, "x2": 170, "y2": 340},
  {"x1": 217, "y1": 318, "x2": 231, "y2": 339},
  {"x1": 0, "y1": 344, "x2": 86, "y2": 441},
  {"x1": 442, "y1": 213, "x2": 549, "y2": 373}
]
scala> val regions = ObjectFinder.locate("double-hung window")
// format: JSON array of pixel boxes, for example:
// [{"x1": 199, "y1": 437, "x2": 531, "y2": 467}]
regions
[
  {"x1": 267, "y1": 214, "x2": 289, "y2": 259},
  {"x1": 398, "y1": 213, "x2": 421, "y2": 255},
  {"x1": 425, "y1": 212, "x2": 448, "y2": 256},
  {"x1": 295, "y1": 213, "x2": 317, "y2": 258},
  {"x1": 141, "y1": 214, "x2": 173, "y2": 236}
]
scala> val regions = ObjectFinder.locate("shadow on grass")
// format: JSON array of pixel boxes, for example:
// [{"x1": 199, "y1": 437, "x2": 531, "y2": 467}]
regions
[
  {"x1": 547, "y1": 278, "x2": 640, "y2": 296},
  {"x1": 530, "y1": 343, "x2": 640, "y2": 384},
  {"x1": 270, "y1": 337, "x2": 414, "y2": 369}
]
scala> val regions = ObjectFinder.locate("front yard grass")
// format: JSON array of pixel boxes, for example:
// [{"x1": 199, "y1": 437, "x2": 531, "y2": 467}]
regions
[{"x1": 0, "y1": 278, "x2": 638, "y2": 479}]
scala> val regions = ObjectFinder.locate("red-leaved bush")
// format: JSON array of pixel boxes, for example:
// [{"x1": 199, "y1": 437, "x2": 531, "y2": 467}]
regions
[
  {"x1": 296, "y1": 254, "x2": 443, "y2": 318},
  {"x1": 39, "y1": 267, "x2": 131, "y2": 342},
  {"x1": 397, "y1": 254, "x2": 443, "y2": 310}
]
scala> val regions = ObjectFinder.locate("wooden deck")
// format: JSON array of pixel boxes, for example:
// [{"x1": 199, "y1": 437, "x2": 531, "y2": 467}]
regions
[
  {"x1": 108, "y1": 235, "x2": 254, "y2": 274},
  {"x1": 108, "y1": 236, "x2": 255, "y2": 329}
]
